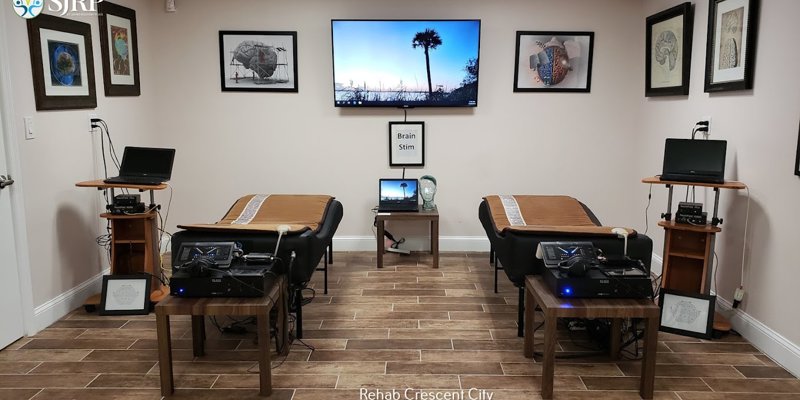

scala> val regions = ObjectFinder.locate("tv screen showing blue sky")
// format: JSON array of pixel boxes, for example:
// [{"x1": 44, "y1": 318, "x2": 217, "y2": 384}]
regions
[
  {"x1": 332, "y1": 20, "x2": 480, "y2": 94},
  {"x1": 380, "y1": 179, "x2": 418, "y2": 200}
]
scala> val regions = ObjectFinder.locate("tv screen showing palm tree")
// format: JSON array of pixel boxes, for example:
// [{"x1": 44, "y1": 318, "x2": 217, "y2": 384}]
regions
[{"x1": 332, "y1": 20, "x2": 481, "y2": 108}]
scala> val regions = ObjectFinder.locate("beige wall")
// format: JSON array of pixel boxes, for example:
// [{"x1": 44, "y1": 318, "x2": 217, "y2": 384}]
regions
[
  {"x1": 638, "y1": 0, "x2": 800, "y2": 345},
  {"x1": 2, "y1": 0, "x2": 161, "y2": 306},
  {"x1": 5, "y1": 0, "x2": 799, "y2": 355},
  {"x1": 147, "y1": 0, "x2": 645, "y2": 248}
]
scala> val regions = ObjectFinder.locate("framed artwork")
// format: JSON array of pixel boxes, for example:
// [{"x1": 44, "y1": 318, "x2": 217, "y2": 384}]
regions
[
  {"x1": 646, "y1": 3, "x2": 693, "y2": 97},
  {"x1": 219, "y1": 31, "x2": 298, "y2": 92},
  {"x1": 26, "y1": 14, "x2": 96, "y2": 110},
  {"x1": 704, "y1": 0, "x2": 759, "y2": 92},
  {"x1": 389, "y1": 122, "x2": 424, "y2": 167},
  {"x1": 658, "y1": 289, "x2": 716, "y2": 339},
  {"x1": 513, "y1": 31, "x2": 594, "y2": 93},
  {"x1": 98, "y1": 1, "x2": 140, "y2": 96},
  {"x1": 795, "y1": 121, "x2": 800, "y2": 177},
  {"x1": 99, "y1": 275, "x2": 151, "y2": 316}
]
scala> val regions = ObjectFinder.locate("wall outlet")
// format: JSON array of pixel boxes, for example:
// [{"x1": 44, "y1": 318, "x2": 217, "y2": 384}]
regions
[
  {"x1": 700, "y1": 115, "x2": 712, "y2": 137},
  {"x1": 88, "y1": 113, "x2": 98, "y2": 132},
  {"x1": 23, "y1": 116, "x2": 34, "y2": 140}
]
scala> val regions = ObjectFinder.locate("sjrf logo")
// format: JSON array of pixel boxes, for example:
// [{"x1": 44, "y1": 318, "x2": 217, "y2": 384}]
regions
[
  {"x1": 13, "y1": 0, "x2": 103, "y2": 19},
  {"x1": 12, "y1": 0, "x2": 44, "y2": 19}
]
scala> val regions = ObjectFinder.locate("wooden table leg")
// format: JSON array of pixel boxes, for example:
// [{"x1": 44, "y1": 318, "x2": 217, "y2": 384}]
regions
[
  {"x1": 376, "y1": 218, "x2": 385, "y2": 269},
  {"x1": 257, "y1": 312, "x2": 272, "y2": 396},
  {"x1": 639, "y1": 316, "x2": 658, "y2": 399},
  {"x1": 191, "y1": 316, "x2": 205, "y2": 357},
  {"x1": 431, "y1": 218, "x2": 439, "y2": 269},
  {"x1": 156, "y1": 313, "x2": 174, "y2": 396},
  {"x1": 523, "y1": 285, "x2": 536, "y2": 358},
  {"x1": 541, "y1": 311, "x2": 557, "y2": 399},
  {"x1": 279, "y1": 278, "x2": 289, "y2": 356},
  {"x1": 610, "y1": 318, "x2": 622, "y2": 360}
]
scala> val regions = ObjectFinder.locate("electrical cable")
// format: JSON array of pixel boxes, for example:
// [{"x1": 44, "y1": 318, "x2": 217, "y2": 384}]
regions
[
  {"x1": 740, "y1": 186, "x2": 750, "y2": 288},
  {"x1": 98, "y1": 120, "x2": 122, "y2": 169},
  {"x1": 644, "y1": 184, "x2": 652, "y2": 236}
]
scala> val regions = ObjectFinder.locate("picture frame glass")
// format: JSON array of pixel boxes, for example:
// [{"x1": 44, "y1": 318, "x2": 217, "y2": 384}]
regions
[
  {"x1": 389, "y1": 122, "x2": 424, "y2": 167},
  {"x1": 650, "y1": 16, "x2": 685, "y2": 89},
  {"x1": 514, "y1": 31, "x2": 593, "y2": 92},
  {"x1": 219, "y1": 31, "x2": 298, "y2": 92},
  {"x1": 40, "y1": 28, "x2": 90, "y2": 96},
  {"x1": 659, "y1": 291, "x2": 715, "y2": 338},
  {"x1": 104, "y1": 13, "x2": 135, "y2": 86}
]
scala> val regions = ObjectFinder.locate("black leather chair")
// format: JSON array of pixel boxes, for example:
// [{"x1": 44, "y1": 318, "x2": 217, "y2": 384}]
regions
[
  {"x1": 478, "y1": 199, "x2": 653, "y2": 336},
  {"x1": 171, "y1": 199, "x2": 343, "y2": 338}
]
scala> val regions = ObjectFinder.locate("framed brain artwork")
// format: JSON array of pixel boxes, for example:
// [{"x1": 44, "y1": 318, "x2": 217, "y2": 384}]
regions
[
  {"x1": 645, "y1": 2, "x2": 694, "y2": 97},
  {"x1": 513, "y1": 31, "x2": 594, "y2": 93}
]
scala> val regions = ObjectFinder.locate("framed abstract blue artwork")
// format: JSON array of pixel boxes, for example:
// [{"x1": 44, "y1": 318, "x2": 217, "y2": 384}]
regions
[{"x1": 26, "y1": 14, "x2": 96, "y2": 110}]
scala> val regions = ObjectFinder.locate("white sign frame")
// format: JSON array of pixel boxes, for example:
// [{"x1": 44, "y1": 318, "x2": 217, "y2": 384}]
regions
[{"x1": 389, "y1": 121, "x2": 425, "y2": 167}]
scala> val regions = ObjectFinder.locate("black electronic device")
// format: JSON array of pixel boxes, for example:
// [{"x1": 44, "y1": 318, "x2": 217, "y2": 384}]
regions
[
  {"x1": 536, "y1": 241, "x2": 598, "y2": 266},
  {"x1": 104, "y1": 146, "x2": 176, "y2": 185},
  {"x1": 536, "y1": 241, "x2": 653, "y2": 298},
  {"x1": 676, "y1": 202, "x2": 708, "y2": 225},
  {"x1": 114, "y1": 194, "x2": 141, "y2": 206},
  {"x1": 540, "y1": 262, "x2": 653, "y2": 299},
  {"x1": 378, "y1": 178, "x2": 419, "y2": 212},
  {"x1": 660, "y1": 138, "x2": 727, "y2": 184},
  {"x1": 170, "y1": 263, "x2": 277, "y2": 297},
  {"x1": 175, "y1": 242, "x2": 238, "y2": 268}
]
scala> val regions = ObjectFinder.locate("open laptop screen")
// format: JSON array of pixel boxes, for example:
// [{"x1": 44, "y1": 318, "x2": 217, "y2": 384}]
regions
[
  {"x1": 379, "y1": 179, "x2": 418, "y2": 210},
  {"x1": 119, "y1": 147, "x2": 176, "y2": 180},
  {"x1": 661, "y1": 139, "x2": 726, "y2": 183}
]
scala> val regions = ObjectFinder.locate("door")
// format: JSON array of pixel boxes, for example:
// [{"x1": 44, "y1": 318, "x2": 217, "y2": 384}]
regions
[{"x1": 0, "y1": 105, "x2": 24, "y2": 349}]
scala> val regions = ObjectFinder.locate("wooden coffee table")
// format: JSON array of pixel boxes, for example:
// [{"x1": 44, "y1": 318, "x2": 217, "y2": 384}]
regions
[
  {"x1": 523, "y1": 275, "x2": 660, "y2": 399},
  {"x1": 155, "y1": 274, "x2": 288, "y2": 396}
]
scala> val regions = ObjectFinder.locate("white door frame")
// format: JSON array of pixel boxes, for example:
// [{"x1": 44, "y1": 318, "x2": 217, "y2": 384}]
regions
[{"x1": 0, "y1": 5, "x2": 36, "y2": 337}]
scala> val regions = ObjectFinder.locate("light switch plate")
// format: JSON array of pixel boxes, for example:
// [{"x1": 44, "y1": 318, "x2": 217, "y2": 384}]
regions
[{"x1": 23, "y1": 116, "x2": 34, "y2": 140}]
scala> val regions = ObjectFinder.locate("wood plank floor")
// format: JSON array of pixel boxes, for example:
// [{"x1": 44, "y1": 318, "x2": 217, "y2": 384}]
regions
[{"x1": 1, "y1": 252, "x2": 798, "y2": 399}]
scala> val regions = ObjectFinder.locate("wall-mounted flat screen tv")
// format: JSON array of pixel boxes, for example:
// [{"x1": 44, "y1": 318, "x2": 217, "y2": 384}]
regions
[{"x1": 331, "y1": 19, "x2": 481, "y2": 108}]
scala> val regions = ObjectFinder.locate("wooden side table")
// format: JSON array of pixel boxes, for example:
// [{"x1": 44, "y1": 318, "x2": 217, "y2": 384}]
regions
[
  {"x1": 155, "y1": 275, "x2": 289, "y2": 397},
  {"x1": 376, "y1": 206, "x2": 439, "y2": 268},
  {"x1": 523, "y1": 276, "x2": 660, "y2": 399}
]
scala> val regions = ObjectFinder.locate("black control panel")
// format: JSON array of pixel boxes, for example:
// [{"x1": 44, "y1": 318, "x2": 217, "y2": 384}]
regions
[
  {"x1": 537, "y1": 241, "x2": 598, "y2": 266},
  {"x1": 175, "y1": 242, "x2": 237, "y2": 267}
]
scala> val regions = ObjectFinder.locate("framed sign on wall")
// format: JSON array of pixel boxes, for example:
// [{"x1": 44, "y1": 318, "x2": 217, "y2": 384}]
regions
[{"x1": 389, "y1": 122, "x2": 424, "y2": 167}]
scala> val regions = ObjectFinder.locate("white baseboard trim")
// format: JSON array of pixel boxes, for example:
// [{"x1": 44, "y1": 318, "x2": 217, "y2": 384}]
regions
[
  {"x1": 650, "y1": 254, "x2": 663, "y2": 276},
  {"x1": 333, "y1": 235, "x2": 490, "y2": 252},
  {"x1": 715, "y1": 297, "x2": 800, "y2": 378},
  {"x1": 31, "y1": 268, "x2": 109, "y2": 334}
]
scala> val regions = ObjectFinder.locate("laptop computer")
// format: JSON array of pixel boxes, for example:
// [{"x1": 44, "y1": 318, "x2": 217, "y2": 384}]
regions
[
  {"x1": 104, "y1": 146, "x2": 176, "y2": 185},
  {"x1": 378, "y1": 178, "x2": 419, "y2": 212},
  {"x1": 660, "y1": 138, "x2": 727, "y2": 184}
]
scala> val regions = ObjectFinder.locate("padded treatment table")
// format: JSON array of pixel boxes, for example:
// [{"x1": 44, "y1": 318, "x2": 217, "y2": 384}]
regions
[
  {"x1": 478, "y1": 195, "x2": 653, "y2": 336},
  {"x1": 172, "y1": 195, "x2": 343, "y2": 338}
]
